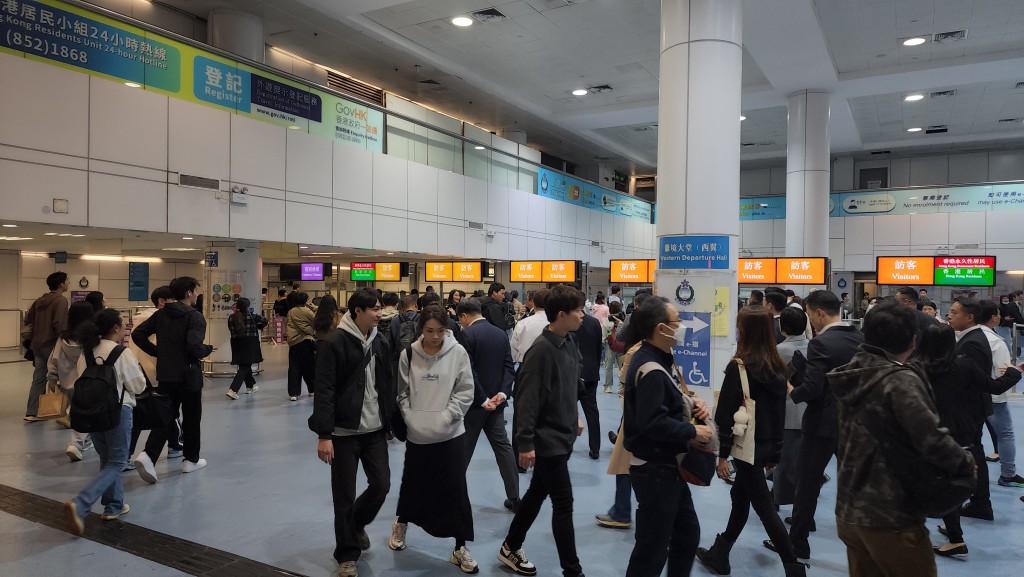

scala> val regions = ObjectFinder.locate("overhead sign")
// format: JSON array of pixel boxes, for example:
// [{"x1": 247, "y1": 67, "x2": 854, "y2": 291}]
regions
[
  {"x1": 659, "y1": 235, "x2": 729, "y2": 270},
  {"x1": 541, "y1": 260, "x2": 579, "y2": 283},
  {"x1": 424, "y1": 262, "x2": 452, "y2": 282},
  {"x1": 537, "y1": 167, "x2": 652, "y2": 223},
  {"x1": 933, "y1": 256, "x2": 996, "y2": 287},
  {"x1": 452, "y1": 262, "x2": 482, "y2": 282},
  {"x1": 350, "y1": 262, "x2": 376, "y2": 281},
  {"x1": 375, "y1": 262, "x2": 401, "y2": 282},
  {"x1": 672, "y1": 311, "x2": 712, "y2": 388},
  {"x1": 776, "y1": 257, "x2": 828, "y2": 285},
  {"x1": 128, "y1": 262, "x2": 149, "y2": 302},
  {"x1": 204, "y1": 251, "x2": 218, "y2": 268},
  {"x1": 737, "y1": 258, "x2": 777, "y2": 284},
  {"x1": 510, "y1": 261, "x2": 543, "y2": 282},
  {"x1": 875, "y1": 257, "x2": 935, "y2": 286},
  {"x1": 609, "y1": 259, "x2": 651, "y2": 283}
]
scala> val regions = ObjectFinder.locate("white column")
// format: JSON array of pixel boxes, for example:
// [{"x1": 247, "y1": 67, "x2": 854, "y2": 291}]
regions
[
  {"x1": 207, "y1": 10, "x2": 264, "y2": 63},
  {"x1": 785, "y1": 90, "x2": 831, "y2": 258},
  {"x1": 204, "y1": 240, "x2": 262, "y2": 374}
]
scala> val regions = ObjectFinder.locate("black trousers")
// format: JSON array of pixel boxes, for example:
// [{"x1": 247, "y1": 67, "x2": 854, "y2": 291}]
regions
[
  {"x1": 287, "y1": 340, "x2": 316, "y2": 397},
  {"x1": 723, "y1": 461, "x2": 798, "y2": 563},
  {"x1": 229, "y1": 363, "x2": 256, "y2": 392},
  {"x1": 789, "y1": 432, "x2": 836, "y2": 555},
  {"x1": 579, "y1": 380, "x2": 601, "y2": 454},
  {"x1": 626, "y1": 461, "x2": 700, "y2": 577},
  {"x1": 966, "y1": 430, "x2": 991, "y2": 508},
  {"x1": 130, "y1": 416, "x2": 182, "y2": 457},
  {"x1": 505, "y1": 453, "x2": 582, "y2": 577},
  {"x1": 331, "y1": 430, "x2": 390, "y2": 563},
  {"x1": 142, "y1": 382, "x2": 203, "y2": 464},
  {"x1": 464, "y1": 406, "x2": 520, "y2": 501}
]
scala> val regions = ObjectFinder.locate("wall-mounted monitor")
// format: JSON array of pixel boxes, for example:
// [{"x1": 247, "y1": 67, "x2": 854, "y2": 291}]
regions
[{"x1": 301, "y1": 262, "x2": 325, "y2": 281}]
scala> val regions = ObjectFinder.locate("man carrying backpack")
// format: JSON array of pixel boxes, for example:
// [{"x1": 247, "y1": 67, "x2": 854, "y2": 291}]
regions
[
  {"x1": 389, "y1": 295, "x2": 420, "y2": 357},
  {"x1": 131, "y1": 277, "x2": 214, "y2": 482}
]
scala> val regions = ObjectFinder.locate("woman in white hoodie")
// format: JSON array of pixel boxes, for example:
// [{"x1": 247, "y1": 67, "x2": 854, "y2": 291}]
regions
[
  {"x1": 389, "y1": 305, "x2": 478, "y2": 574},
  {"x1": 46, "y1": 302, "x2": 97, "y2": 461}
]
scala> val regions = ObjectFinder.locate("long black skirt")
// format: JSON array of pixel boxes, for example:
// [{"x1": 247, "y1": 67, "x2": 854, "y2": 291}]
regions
[{"x1": 396, "y1": 433, "x2": 474, "y2": 541}]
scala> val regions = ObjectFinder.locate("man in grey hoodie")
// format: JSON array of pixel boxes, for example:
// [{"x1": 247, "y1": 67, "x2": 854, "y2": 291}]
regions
[{"x1": 311, "y1": 288, "x2": 395, "y2": 577}]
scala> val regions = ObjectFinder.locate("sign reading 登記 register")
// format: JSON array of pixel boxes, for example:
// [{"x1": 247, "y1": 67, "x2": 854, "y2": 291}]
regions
[{"x1": 659, "y1": 236, "x2": 730, "y2": 270}]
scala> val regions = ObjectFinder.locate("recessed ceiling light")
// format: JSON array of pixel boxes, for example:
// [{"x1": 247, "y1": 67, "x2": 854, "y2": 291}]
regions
[
  {"x1": 44, "y1": 232, "x2": 58, "y2": 236},
  {"x1": 386, "y1": 252, "x2": 394, "y2": 255},
  {"x1": 740, "y1": 115, "x2": 747, "y2": 121},
  {"x1": 71, "y1": 234, "x2": 85, "y2": 237},
  {"x1": 58, "y1": 233, "x2": 73, "y2": 237},
  {"x1": 903, "y1": 37, "x2": 927, "y2": 46},
  {"x1": 182, "y1": 236, "x2": 193, "y2": 240},
  {"x1": 2, "y1": 224, "x2": 17, "y2": 228},
  {"x1": 904, "y1": 94, "x2": 925, "y2": 102},
  {"x1": 299, "y1": 246, "x2": 309, "y2": 249},
  {"x1": 124, "y1": 82, "x2": 142, "y2": 88},
  {"x1": 474, "y1": 145, "x2": 485, "y2": 150},
  {"x1": 571, "y1": 88, "x2": 588, "y2": 96},
  {"x1": 451, "y1": 16, "x2": 473, "y2": 27},
  {"x1": 907, "y1": 127, "x2": 923, "y2": 132},
  {"x1": 288, "y1": 125, "x2": 302, "y2": 130}
]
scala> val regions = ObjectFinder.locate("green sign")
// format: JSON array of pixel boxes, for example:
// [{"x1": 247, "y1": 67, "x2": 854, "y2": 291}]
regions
[
  {"x1": 350, "y1": 263, "x2": 375, "y2": 281},
  {"x1": 934, "y1": 266, "x2": 995, "y2": 287}
]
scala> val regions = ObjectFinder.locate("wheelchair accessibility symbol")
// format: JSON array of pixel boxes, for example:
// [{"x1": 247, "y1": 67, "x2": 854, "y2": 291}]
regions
[
  {"x1": 672, "y1": 311, "x2": 712, "y2": 387},
  {"x1": 687, "y1": 362, "x2": 707, "y2": 385}
]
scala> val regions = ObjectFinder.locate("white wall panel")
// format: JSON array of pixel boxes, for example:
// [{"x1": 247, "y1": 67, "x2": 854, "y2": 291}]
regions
[
  {"x1": 464, "y1": 229, "x2": 487, "y2": 258},
  {"x1": 333, "y1": 145, "x2": 373, "y2": 205},
  {"x1": 560, "y1": 242, "x2": 575, "y2": 260},
  {"x1": 408, "y1": 220, "x2": 437, "y2": 254},
  {"x1": 909, "y1": 213, "x2": 949, "y2": 246},
  {"x1": 589, "y1": 210, "x2": 603, "y2": 242},
  {"x1": 286, "y1": 201, "x2": 332, "y2": 245},
  {"x1": 333, "y1": 207, "x2": 373, "y2": 249},
  {"x1": 372, "y1": 214, "x2": 408, "y2": 252},
  {"x1": 772, "y1": 219, "x2": 786, "y2": 250},
  {"x1": 167, "y1": 185, "x2": 228, "y2": 237},
  {"x1": 528, "y1": 236, "x2": 545, "y2": 260},
  {"x1": 829, "y1": 217, "x2": 845, "y2": 239},
  {"x1": 988, "y1": 248, "x2": 1024, "y2": 270},
  {"x1": 575, "y1": 207, "x2": 590, "y2": 241},
  {"x1": 843, "y1": 216, "x2": 874, "y2": 254},
  {"x1": 231, "y1": 115, "x2": 286, "y2": 190},
  {"x1": 559, "y1": 203, "x2": 576, "y2": 241},
  {"x1": 889, "y1": 158, "x2": 910, "y2": 187},
  {"x1": 230, "y1": 195, "x2": 285, "y2": 241},
  {"x1": 545, "y1": 198, "x2": 561, "y2": 234},
  {"x1": 828, "y1": 239, "x2": 845, "y2": 269},
  {"x1": 948, "y1": 153, "x2": 988, "y2": 184},
  {"x1": 740, "y1": 220, "x2": 773, "y2": 249},
  {"x1": 989, "y1": 151, "x2": 1024, "y2": 182},
  {"x1": 487, "y1": 183, "x2": 510, "y2": 228},
  {"x1": 601, "y1": 213, "x2": 615, "y2": 246},
  {"x1": 286, "y1": 130, "x2": 333, "y2": 198},
  {"x1": 438, "y1": 171, "x2": 465, "y2": 221},
  {"x1": 168, "y1": 99, "x2": 230, "y2": 181},
  {"x1": 437, "y1": 223, "x2": 465, "y2": 256},
  {"x1": 0, "y1": 160, "x2": 88, "y2": 225},
  {"x1": 985, "y1": 210, "x2": 1024, "y2": 244},
  {"x1": 507, "y1": 188, "x2": 530, "y2": 232},
  {"x1": 372, "y1": 152, "x2": 408, "y2": 210},
  {"x1": 464, "y1": 178, "x2": 487, "y2": 224},
  {"x1": 528, "y1": 194, "x2": 546, "y2": 233},
  {"x1": 508, "y1": 234, "x2": 528, "y2": 259},
  {"x1": 908, "y1": 156, "x2": 948, "y2": 186},
  {"x1": 949, "y1": 211, "x2": 986, "y2": 246},
  {"x1": 486, "y1": 232, "x2": 510, "y2": 261},
  {"x1": 873, "y1": 215, "x2": 910, "y2": 246},
  {"x1": 90, "y1": 78, "x2": 167, "y2": 170},
  {"x1": 89, "y1": 174, "x2": 166, "y2": 232},
  {"x1": 407, "y1": 162, "x2": 439, "y2": 217},
  {"x1": 0, "y1": 53, "x2": 89, "y2": 157},
  {"x1": 844, "y1": 254, "x2": 874, "y2": 271}
]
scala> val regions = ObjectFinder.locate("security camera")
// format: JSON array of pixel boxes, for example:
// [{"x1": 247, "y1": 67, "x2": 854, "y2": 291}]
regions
[{"x1": 238, "y1": 248, "x2": 245, "y2": 253}]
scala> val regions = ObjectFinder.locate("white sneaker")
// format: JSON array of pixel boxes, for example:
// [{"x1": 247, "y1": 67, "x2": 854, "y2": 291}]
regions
[
  {"x1": 100, "y1": 503, "x2": 130, "y2": 521},
  {"x1": 388, "y1": 519, "x2": 407, "y2": 551},
  {"x1": 289, "y1": 396, "x2": 298, "y2": 401},
  {"x1": 66, "y1": 445, "x2": 83, "y2": 462},
  {"x1": 182, "y1": 458, "x2": 207, "y2": 473},
  {"x1": 246, "y1": 386, "x2": 258, "y2": 394},
  {"x1": 337, "y1": 560, "x2": 358, "y2": 577},
  {"x1": 451, "y1": 546, "x2": 480, "y2": 574},
  {"x1": 133, "y1": 452, "x2": 158, "y2": 484},
  {"x1": 226, "y1": 389, "x2": 239, "y2": 400}
]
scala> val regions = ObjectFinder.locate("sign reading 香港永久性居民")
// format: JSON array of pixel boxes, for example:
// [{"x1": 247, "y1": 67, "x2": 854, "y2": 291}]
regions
[{"x1": 659, "y1": 236, "x2": 730, "y2": 270}]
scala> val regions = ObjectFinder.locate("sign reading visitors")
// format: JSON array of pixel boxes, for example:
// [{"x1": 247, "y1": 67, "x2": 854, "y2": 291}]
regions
[
  {"x1": 424, "y1": 262, "x2": 452, "y2": 282},
  {"x1": 375, "y1": 262, "x2": 401, "y2": 282},
  {"x1": 510, "y1": 261, "x2": 543, "y2": 282},
  {"x1": 452, "y1": 262, "x2": 482, "y2": 282},
  {"x1": 933, "y1": 256, "x2": 996, "y2": 287},
  {"x1": 128, "y1": 262, "x2": 149, "y2": 302},
  {"x1": 659, "y1": 235, "x2": 730, "y2": 270},
  {"x1": 609, "y1": 259, "x2": 655, "y2": 283},
  {"x1": 776, "y1": 258, "x2": 827, "y2": 285},
  {"x1": 542, "y1": 261, "x2": 578, "y2": 283},
  {"x1": 672, "y1": 311, "x2": 712, "y2": 388},
  {"x1": 875, "y1": 257, "x2": 935, "y2": 286},
  {"x1": 350, "y1": 262, "x2": 375, "y2": 281},
  {"x1": 737, "y1": 258, "x2": 777, "y2": 284}
]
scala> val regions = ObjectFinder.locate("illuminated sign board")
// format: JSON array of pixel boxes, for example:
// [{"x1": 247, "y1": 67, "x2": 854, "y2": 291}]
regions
[
  {"x1": 737, "y1": 258, "x2": 777, "y2": 284},
  {"x1": 510, "y1": 261, "x2": 543, "y2": 282},
  {"x1": 424, "y1": 262, "x2": 453, "y2": 282},
  {"x1": 350, "y1": 262, "x2": 376, "y2": 281},
  {"x1": 375, "y1": 262, "x2": 401, "y2": 282},
  {"x1": 542, "y1": 260, "x2": 578, "y2": 283},
  {"x1": 875, "y1": 257, "x2": 935, "y2": 286},
  {"x1": 452, "y1": 262, "x2": 482, "y2": 282},
  {"x1": 776, "y1": 257, "x2": 828, "y2": 285},
  {"x1": 609, "y1": 260, "x2": 651, "y2": 283},
  {"x1": 933, "y1": 256, "x2": 995, "y2": 287}
]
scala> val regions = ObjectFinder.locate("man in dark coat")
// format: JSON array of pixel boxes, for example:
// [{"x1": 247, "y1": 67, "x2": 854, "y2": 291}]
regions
[{"x1": 573, "y1": 311, "x2": 604, "y2": 459}]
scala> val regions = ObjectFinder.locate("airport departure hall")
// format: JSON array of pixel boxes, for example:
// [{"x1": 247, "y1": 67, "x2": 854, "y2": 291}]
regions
[{"x1": 1, "y1": 0, "x2": 1024, "y2": 576}]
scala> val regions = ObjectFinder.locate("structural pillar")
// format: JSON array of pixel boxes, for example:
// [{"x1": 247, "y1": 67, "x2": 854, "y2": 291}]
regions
[
  {"x1": 785, "y1": 90, "x2": 831, "y2": 258},
  {"x1": 655, "y1": 0, "x2": 742, "y2": 403},
  {"x1": 204, "y1": 240, "x2": 262, "y2": 375},
  {"x1": 207, "y1": 10, "x2": 264, "y2": 63}
]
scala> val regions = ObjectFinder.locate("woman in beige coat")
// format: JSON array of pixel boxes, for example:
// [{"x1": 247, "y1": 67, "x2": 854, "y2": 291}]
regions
[{"x1": 285, "y1": 292, "x2": 316, "y2": 401}]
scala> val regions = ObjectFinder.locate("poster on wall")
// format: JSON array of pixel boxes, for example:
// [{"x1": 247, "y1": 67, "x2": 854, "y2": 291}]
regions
[
  {"x1": 208, "y1": 272, "x2": 243, "y2": 320},
  {"x1": 537, "y1": 167, "x2": 652, "y2": 223}
]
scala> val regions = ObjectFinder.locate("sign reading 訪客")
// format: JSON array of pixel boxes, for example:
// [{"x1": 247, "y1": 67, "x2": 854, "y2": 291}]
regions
[
  {"x1": 659, "y1": 236, "x2": 729, "y2": 270},
  {"x1": 737, "y1": 258, "x2": 777, "y2": 284},
  {"x1": 609, "y1": 259, "x2": 652, "y2": 283},
  {"x1": 776, "y1": 258, "x2": 827, "y2": 285},
  {"x1": 875, "y1": 257, "x2": 935, "y2": 286}
]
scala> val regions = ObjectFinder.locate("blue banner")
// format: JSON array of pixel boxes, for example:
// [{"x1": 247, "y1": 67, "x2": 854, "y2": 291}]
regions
[
  {"x1": 659, "y1": 235, "x2": 730, "y2": 270},
  {"x1": 537, "y1": 167, "x2": 652, "y2": 223},
  {"x1": 672, "y1": 312, "x2": 712, "y2": 387},
  {"x1": 128, "y1": 262, "x2": 149, "y2": 302}
]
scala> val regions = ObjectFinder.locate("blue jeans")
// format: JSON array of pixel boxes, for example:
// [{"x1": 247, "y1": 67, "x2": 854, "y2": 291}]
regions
[
  {"x1": 71, "y1": 406, "x2": 132, "y2": 518},
  {"x1": 996, "y1": 326, "x2": 1014, "y2": 356},
  {"x1": 627, "y1": 462, "x2": 700, "y2": 577},
  {"x1": 988, "y1": 402, "x2": 1016, "y2": 479},
  {"x1": 608, "y1": 473, "x2": 633, "y2": 521}
]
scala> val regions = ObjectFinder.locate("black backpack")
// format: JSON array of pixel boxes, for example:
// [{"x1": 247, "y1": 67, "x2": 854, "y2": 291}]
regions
[
  {"x1": 71, "y1": 346, "x2": 127, "y2": 433},
  {"x1": 396, "y1": 313, "x2": 419, "y2": 352}
]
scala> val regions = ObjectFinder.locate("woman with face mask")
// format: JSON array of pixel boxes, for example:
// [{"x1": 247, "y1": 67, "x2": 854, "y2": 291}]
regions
[
  {"x1": 621, "y1": 296, "x2": 712, "y2": 577},
  {"x1": 696, "y1": 306, "x2": 805, "y2": 577}
]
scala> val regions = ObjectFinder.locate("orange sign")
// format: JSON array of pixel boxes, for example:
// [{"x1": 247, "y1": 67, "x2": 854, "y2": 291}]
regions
[
  {"x1": 542, "y1": 260, "x2": 577, "y2": 283},
  {"x1": 424, "y1": 262, "x2": 452, "y2": 282},
  {"x1": 776, "y1": 257, "x2": 827, "y2": 285},
  {"x1": 649, "y1": 260, "x2": 657, "y2": 282},
  {"x1": 609, "y1": 260, "x2": 650, "y2": 283},
  {"x1": 510, "y1": 261, "x2": 543, "y2": 282},
  {"x1": 876, "y1": 256, "x2": 935, "y2": 286},
  {"x1": 453, "y1": 262, "x2": 482, "y2": 282},
  {"x1": 738, "y1": 258, "x2": 777, "y2": 284},
  {"x1": 375, "y1": 262, "x2": 401, "y2": 282}
]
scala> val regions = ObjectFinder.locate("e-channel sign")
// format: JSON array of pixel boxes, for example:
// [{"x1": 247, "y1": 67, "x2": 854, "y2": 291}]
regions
[
  {"x1": 659, "y1": 235, "x2": 730, "y2": 270},
  {"x1": 671, "y1": 312, "x2": 712, "y2": 388},
  {"x1": 934, "y1": 256, "x2": 996, "y2": 287},
  {"x1": 128, "y1": 261, "x2": 149, "y2": 302}
]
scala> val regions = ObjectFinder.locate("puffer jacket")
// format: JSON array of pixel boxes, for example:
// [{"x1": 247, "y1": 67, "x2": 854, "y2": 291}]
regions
[
  {"x1": 286, "y1": 306, "x2": 316, "y2": 346},
  {"x1": 829, "y1": 344, "x2": 974, "y2": 528}
]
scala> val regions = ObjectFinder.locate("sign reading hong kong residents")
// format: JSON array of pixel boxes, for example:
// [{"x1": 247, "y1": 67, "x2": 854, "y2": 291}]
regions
[{"x1": 659, "y1": 235, "x2": 730, "y2": 270}]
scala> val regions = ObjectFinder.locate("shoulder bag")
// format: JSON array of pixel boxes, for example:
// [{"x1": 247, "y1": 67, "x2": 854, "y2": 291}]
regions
[{"x1": 729, "y1": 358, "x2": 757, "y2": 466}]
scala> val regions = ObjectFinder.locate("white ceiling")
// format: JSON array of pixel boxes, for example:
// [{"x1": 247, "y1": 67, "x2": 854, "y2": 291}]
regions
[{"x1": 136, "y1": 0, "x2": 1024, "y2": 176}]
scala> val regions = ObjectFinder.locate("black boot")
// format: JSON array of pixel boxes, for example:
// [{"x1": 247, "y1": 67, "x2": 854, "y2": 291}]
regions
[
  {"x1": 784, "y1": 561, "x2": 808, "y2": 577},
  {"x1": 696, "y1": 534, "x2": 734, "y2": 575}
]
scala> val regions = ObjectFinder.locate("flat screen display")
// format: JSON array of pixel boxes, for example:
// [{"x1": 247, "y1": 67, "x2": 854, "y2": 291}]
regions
[{"x1": 301, "y1": 263, "x2": 325, "y2": 281}]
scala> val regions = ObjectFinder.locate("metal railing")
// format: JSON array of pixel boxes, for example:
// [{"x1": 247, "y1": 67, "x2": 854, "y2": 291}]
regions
[{"x1": 1013, "y1": 323, "x2": 1023, "y2": 365}]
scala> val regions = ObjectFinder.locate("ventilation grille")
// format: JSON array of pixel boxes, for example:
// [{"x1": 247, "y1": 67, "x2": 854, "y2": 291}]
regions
[
  {"x1": 934, "y1": 30, "x2": 967, "y2": 42},
  {"x1": 179, "y1": 174, "x2": 219, "y2": 190},
  {"x1": 955, "y1": 243, "x2": 979, "y2": 249},
  {"x1": 870, "y1": 150, "x2": 892, "y2": 155},
  {"x1": 327, "y1": 71, "x2": 385, "y2": 105},
  {"x1": 467, "y1": 221, "x2": 484, "y2": 230},
  {"x1": 1015, "y1": 82, "x2": 1024, "y2": 89},
  {"x1": 998, "y1": 117, "x2": 1023, "y2": 124},
  {"x1": 591, "y1": 240, "x2": 601, "y2": 246},
  {"x1": 925, "y1": 125, "x2": 948, "y2": 134},
  {"x1": 741, "y1": 142, "x2": 776, "y2": 148},
  {"x1": 588, "y1": 84, "x2": 613, "y2": 93},
  {"x1": 471, "y1": 8, "x2": 508, "y2": 23},
  {"x1": 930, "y1": 89, "x2": 957, "y2": 98}
]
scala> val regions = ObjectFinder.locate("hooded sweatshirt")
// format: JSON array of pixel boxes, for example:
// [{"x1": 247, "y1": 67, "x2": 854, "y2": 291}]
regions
[
  {"x1": 333, "y1": 314, "x2": 382, "y2": 436},
  {"x1": 46, "y1": 336, "x2": 83, "y2": 390},
  {"x1": 398, "y1": 332, "x2": 474, "y2": 445},
  {"x1": 131, "y1": 302, "x2": 212, "y2": 383},
  {"x1": 829, "y1": 344, "x2": 974, "y2": 528},
  {"x1": 26, "y1": 291, "x2": 69, "y2": 351}
]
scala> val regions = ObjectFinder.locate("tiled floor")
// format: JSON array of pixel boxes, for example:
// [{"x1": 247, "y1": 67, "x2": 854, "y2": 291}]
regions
[{"x1": 1, "y1": 345, "x2": 1022, "y2": 576}]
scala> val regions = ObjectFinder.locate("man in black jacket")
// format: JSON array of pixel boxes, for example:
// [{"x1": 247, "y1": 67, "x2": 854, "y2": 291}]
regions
[
  {"x1": 480, "y1": 282, "x2": 509, "y2": 331},
  {"x1": 777, "y1": 289, "x2": 864, "y2": 560},
  {"x1": 894, "y1": 287, "x2": 940, "y2": 351},
  {"x1": 948, "y1": 297, "x2": 995, "y2": 521},
  {"x1": 310, "y1": 288, "x2": 395, "y2": 577},
  {"x1": 131, "y1": 277, "x2": 213, "y2": 481},
  {"x1": 457, "y1": 299, "x2": 520, "y2": 513},
  {"x1": 574, "y1": 311, "x2": 604, "y2": 459}
]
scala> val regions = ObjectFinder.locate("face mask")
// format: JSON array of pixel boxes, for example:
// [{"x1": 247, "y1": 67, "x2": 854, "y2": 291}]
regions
[
  {"x1": 661, "y1": 322, "x2": 687, "y2": 344},
  {"x1": 1003, "y1": 300, "x2": 1010, "y2": 305}
]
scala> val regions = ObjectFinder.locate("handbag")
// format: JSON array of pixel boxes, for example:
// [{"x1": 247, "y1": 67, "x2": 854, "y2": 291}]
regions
[
  {"x1": 676, "y1": 397, "x2": 720, "y2": 485},
  {"x1": 38, "y1": 387, "x2": 68, "y2": 418},
  {"x1": 607, "y1": 329, "x2": 626, "y2": 354},
  {"x1": 729, "y1": 358, "x2": 757, "y2": 466},
  {"x1": 133, "y1": 382, "x2": 174, "y2": 430}
]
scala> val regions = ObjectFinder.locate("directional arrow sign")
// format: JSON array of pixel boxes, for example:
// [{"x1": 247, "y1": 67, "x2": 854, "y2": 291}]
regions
[
  {"x1": 680, "y1": 315, "x2": 709, "y2": 335},
  {"x1": 673, "y1": 312, "x2": 712, "y2": 387}
]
